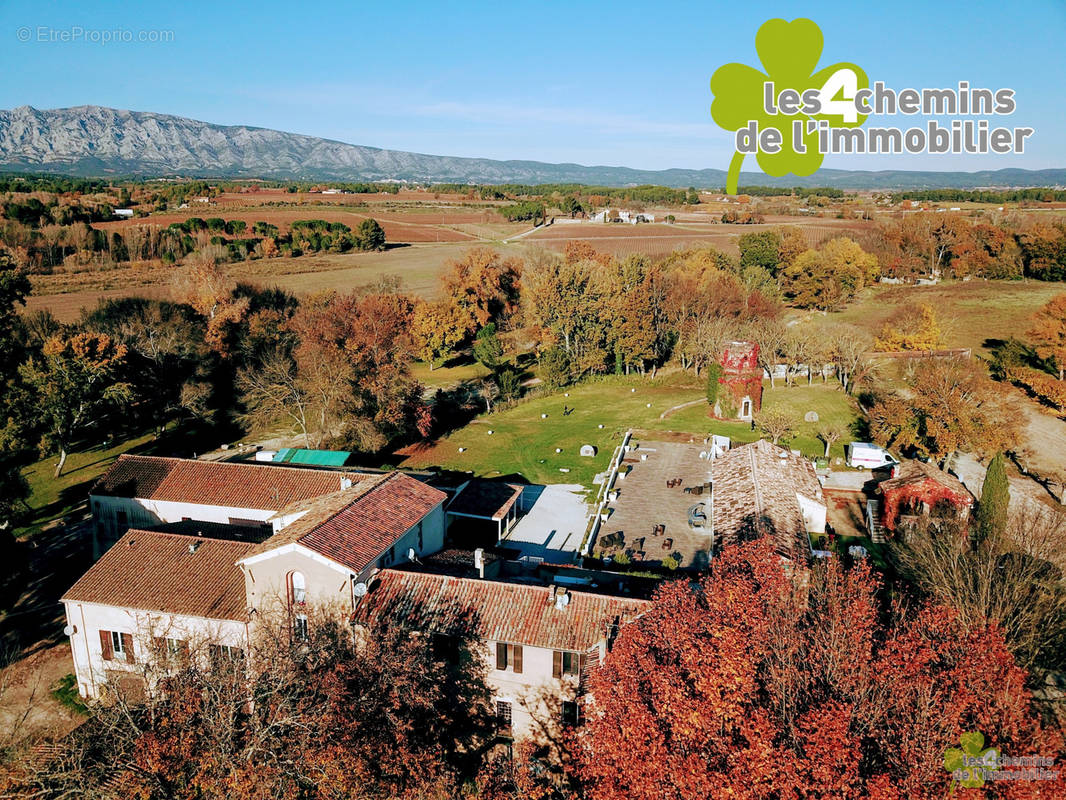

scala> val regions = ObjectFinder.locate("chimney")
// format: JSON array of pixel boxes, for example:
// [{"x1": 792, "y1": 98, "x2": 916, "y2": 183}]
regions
[
  {"x1": 340, "y1": 477, "x2": 353, "y2": 490},
  {"x1": 473, "y1": 548, "x2": 485, "y2": 578},
  {"x1": 554, "y1": 588, "x2": 571, "y2": 611}
]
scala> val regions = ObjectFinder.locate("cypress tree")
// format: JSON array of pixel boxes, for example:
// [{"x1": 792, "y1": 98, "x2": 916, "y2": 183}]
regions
[{"x1": 975, "y1": 452, "x2": 1010, "y2": 546}]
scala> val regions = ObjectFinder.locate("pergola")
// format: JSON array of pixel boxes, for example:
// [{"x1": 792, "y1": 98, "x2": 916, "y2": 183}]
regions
[{"x1": 446, "y1": 480, "x2": 525, "y2": 541}]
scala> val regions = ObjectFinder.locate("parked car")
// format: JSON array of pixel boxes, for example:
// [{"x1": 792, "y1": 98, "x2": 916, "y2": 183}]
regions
[{"x1": 847, "y1": 442, "x2": 898, "y2": 470}]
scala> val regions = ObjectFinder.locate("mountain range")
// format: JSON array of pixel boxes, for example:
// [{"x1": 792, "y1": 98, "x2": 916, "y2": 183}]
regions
[{"x1": 1, "y1": 105, "x2": 1063, "y2": 190}]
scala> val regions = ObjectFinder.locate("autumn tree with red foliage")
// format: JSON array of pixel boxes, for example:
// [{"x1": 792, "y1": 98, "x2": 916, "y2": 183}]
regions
[
  {"x1": 1, "y1": 606, "x2": 495, "y2": 799},
  {"x1": 284, "y1": 285, "x2": 432, "y2": 452},
  {"x1": 575, "y1": 540, "x2": 1062, "y2": 800}
]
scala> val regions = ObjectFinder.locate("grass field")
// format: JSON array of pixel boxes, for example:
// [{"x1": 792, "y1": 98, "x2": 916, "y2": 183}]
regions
[
  {"x1": 27, "y1": 241, "x2": 510, "y2": 322},
  {"x1": 823, "y1": 279, "x2": 1066, "y2": 355},
  {"x1": 398, "y1": 375, "x2": 860, "y2": 489},
  {"x1": 17, "y1": 433, "x2": 156, "y2": 537},
  {"x1": 410, "y1": 357, "x2": 493, "y2": 389}
]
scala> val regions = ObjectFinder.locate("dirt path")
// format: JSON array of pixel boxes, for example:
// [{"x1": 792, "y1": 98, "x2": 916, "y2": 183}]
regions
[
  {"x1": 658, "y1": 398, "x2": 706, "y2": 420},
  {"x1": 1016, "y1": 393, "x2": 1066, "y2": 480}
]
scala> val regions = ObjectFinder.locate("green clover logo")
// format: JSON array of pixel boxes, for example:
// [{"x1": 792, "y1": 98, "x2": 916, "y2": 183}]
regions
[
  {"x1": 943, "y1": 731, "x2": 1000, "y2": 792},
  {"x1": 710, "y1": 18, "x2": 869, "y2": 194}
]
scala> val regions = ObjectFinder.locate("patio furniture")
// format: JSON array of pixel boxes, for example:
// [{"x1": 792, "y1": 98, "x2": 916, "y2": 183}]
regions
[
  {"x1": 688, "y1": 503, "x2": 707, "y2": 529},
  {"x1": 662, "y1": 538, "x2": 673, "y2": 550},
  {"x1": 633, "y1": 551, "x2": 645, "y2": 562}
]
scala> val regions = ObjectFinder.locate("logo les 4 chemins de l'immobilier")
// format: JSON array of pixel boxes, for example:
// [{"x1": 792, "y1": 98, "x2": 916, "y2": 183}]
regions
[{"x1": 709, "y1": 18, "x2": 1035, "y2": 194}]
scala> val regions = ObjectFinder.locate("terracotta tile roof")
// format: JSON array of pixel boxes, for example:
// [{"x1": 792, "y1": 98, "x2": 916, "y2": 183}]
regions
[
  {"x1": 448, "y1": 480, "x2": 524, "y2": 520},
  {"x1": 711, "y1": 440, "x2": 821, "y2": 560},
  {"x1": 878, "y1": 460, "x2": 973, "y2": 502},
  {"x1": 242, "y1": 472, "x2": 447, "y2": 573},
  {"x1": 91, "y1": 455, "x2": 370, "y2": 511},
  {"x1": 356, "y1": 569, "x2": 648, "y2": 651},
  {"x1": 62, "y1": 529, "x2": 251, "y2": 621}
]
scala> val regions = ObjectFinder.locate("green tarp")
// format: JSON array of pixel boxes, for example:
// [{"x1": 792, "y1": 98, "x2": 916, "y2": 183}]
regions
[{"x1": 273, "y1": 448, "x2": 352, "y2": 467}]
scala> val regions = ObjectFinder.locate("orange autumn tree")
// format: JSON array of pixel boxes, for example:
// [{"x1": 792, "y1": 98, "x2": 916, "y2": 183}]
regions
[
  {"x1": 440, "y1": 246, "x2": 522, "y2": 333},
  {"x1": 1027, "y1": 293, "x2": 1066, "y2": 380},
  {"x1": 574, "y1": 540, "x2": 1062, "y2": 800}
]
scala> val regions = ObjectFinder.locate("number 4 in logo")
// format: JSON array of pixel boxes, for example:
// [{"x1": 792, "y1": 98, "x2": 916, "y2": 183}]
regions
[{"x1": 818, "y1": 68, "x2": 859, "y2": 123}]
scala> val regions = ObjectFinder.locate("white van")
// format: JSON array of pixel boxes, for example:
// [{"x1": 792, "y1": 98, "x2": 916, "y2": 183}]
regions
[{"x1": 847, "y1": 442, "x2": 898, "y2": 470}]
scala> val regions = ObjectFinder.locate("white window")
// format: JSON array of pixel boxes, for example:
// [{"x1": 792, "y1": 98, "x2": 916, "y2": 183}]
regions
[
  {"x1": 166, "y1": 638, "x2": 182, "y2": 655},
  {"x1": 291, "y1": 571, "x2": 306, "y2": 605},
  {"x1": 112, "y1": 630, "x2": 125, "y2": 656},
  {"x1": 294, "y1": 614, "x2": 309, "y2": 642}
]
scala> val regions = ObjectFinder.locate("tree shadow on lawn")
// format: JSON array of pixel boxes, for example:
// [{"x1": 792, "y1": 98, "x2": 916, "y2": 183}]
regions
[{"x1": 0, "y1": 520, "x2": 94, "y2": 665}]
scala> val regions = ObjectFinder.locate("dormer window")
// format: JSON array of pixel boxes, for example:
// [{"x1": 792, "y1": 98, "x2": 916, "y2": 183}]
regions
[{"x1": 290, "y1": 571, "x2": 306, "y2": 605}]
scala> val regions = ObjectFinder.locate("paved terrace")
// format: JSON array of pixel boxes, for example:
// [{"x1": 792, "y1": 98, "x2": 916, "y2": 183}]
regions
[{"x1": 593, "y1": 441, "x2": 715, "y2": 570}]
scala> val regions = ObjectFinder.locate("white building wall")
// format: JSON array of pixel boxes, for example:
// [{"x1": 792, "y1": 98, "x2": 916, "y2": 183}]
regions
[
  {"x1": 64, "y1": 601, "x2": 246, "y2": 700},
  {"x1": 797, "y1": 492, "x2": 828, "y2": 534},
  {"x1": 484, "y1": 638, "x2": 593, "y2": 740},
  {"x1": 91, "y1": 495, "x2": 278, "y2": 551}
]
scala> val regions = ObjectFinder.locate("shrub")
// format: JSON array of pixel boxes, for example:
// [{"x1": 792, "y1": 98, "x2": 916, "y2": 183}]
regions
[{"x1": 540, "y1": 347, "x2": 571, "y2": 391}]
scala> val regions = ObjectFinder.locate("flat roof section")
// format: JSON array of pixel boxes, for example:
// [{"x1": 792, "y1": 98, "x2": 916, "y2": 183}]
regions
[
  {"x1": 447, "y1": 479, "x2": 524, "y2": 521},
  {"x1": 594, "y1": 441, "x2": 715, "y2": 571},
  {"x1": 499, "y1": 485, "x2": 589, "y2": 562}
]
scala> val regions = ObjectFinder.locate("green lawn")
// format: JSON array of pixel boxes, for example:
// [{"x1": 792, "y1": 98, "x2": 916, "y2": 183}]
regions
[
  {"x1": 400, "y1": 375, "x2": 861, "y2": 488},
  {"x1": 410, "y1": 357, "x2": 493, "y2": 390},
  {"x1": 17, "y1": 432, "x2": 157, "y2": 537},
  {"x1": 650, "y1": 380, "x2": 861, "y2": 463}
]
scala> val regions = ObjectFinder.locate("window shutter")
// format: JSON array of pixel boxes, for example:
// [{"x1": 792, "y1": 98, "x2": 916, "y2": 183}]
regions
[
  {"x1": 100, "y1": 630, "x2": 113, "y2": 661},
  {"x1": 552, "y1": 650, "x2": 562, "y2": 679},
  {"x1": 152, "y1": 637, "x2": 165, "y2": 659},
  {"x1": 122, "y1": 633, "x2": 135, "y2": 664},
  {"x1": 512, "y1": 645, "x2": 523, "y2": 674},
  {"x1": 496, "y1": 642, "x2": 507, "y2": 671}
]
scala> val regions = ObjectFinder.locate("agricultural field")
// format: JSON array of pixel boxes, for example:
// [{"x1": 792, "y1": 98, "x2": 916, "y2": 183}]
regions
[
  {"x1": 821, "y1": 279, "x2": 1066, "y2": 355},
  {"x1": 397, "y1": 375, "x2": 860, "y2": 489},
  {"x1": 25, "y1": 241, "x2": 509, "y2": 321},
  {"x1": 93, "y1": 204, "x2": 518, "y2": 243}
]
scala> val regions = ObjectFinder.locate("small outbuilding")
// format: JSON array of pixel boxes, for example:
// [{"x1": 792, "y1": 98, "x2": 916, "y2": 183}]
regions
[{"x1": 875, "y1": 460, "x2": 973, "y2": 535}]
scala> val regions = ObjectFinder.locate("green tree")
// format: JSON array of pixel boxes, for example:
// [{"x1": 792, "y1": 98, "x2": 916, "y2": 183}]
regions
[
  {"x1": 0, "y1": 254, "x2": 31, "y2": 531},
  {"x1": 472, "y1": 323, "x2": 504, "y2": 370},
  {"x1": 19, "y1": 333, "x2": 132, "y2": 477},
  {"x1": 705, "y1": 362, "x2": 722, "y2": 406},
  {"x1": 975, "y1": 452, "x2": 1010, "y2": 547},
  {"x1": 356, "y1": 218, "x2": 386, "y2": 251},
  {"x1": 539, "y1": 346, "x2": 571, "y2": 391},
  {"x1": 496, "y1": 369, "x2": 521, "y2": 402},
  {"x1": 738, "y1": 230, "x2": 782, "y2": 276}
]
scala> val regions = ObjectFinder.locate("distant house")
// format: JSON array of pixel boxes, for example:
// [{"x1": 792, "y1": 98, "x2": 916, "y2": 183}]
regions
[
  {"x1": 588, "y1": 209, "x2": 655, "y2": 224},
  {"x1": 113, "y1": 208, "x2": 134, "y2": 219},
  {"x1": 873, "y1": 460, "x2": 973, "y2": 537}
]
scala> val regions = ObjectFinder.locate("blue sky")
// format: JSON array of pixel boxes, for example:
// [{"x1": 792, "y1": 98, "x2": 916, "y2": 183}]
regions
[{"x1": 1, "y1": 0, "x2": 1064, "y2": 172}]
